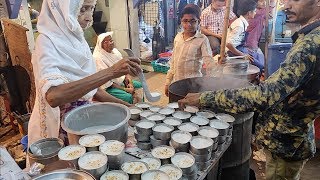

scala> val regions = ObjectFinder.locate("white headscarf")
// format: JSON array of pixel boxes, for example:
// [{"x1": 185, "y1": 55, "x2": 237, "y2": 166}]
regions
[
  {"x1": 93, "y1": 32, "x2": 125, "y2": 88},
  {"x1": 29, "y1": 0, "x2": 97, "y2": 144}
]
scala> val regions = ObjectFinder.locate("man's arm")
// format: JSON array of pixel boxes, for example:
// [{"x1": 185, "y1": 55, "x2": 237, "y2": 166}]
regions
[
  {"x1": 199, "y1": 42, "x2": 315, "y2": 114},
  {"x1": 200, "y1": 26, "x2": 221, "y2": 38}
]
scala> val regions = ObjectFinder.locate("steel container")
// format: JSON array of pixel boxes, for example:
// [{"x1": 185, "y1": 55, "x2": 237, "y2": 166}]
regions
[{"x1": 61, "y1": 102, "x2": 130, "y2": 144}]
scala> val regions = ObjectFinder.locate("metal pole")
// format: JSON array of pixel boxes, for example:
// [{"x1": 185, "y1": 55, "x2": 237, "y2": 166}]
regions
[
  {"x1": 264, "y1": 0, "x2": 270, "y2": 77},
  {"x1": 219, "y1": 0, "x2": 231, "y2": 64}
]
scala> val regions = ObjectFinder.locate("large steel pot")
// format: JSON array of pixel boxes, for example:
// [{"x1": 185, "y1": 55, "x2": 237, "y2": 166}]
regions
[
  {"x1": 168, "y1": 77, "x2": 251, "y2": 102},
  {"x1": 32, "y1": 169, "x2": 95, "y2": 180},
  {"x1": 61, "y1": 102, "x2": 130, "y2": 144}
]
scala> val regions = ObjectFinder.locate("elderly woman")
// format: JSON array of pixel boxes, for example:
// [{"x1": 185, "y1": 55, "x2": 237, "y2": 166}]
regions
[
  {"x1": 28, "y1": 0, "x2": 141, "y2": 146},
  {"x1": 93, "y1": 32, "x2": 142, "y2": 104}
]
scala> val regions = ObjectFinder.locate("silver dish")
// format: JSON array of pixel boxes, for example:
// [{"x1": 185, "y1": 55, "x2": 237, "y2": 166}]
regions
[
  {"x1": 170, "y1": 130, "x2": 192, "y2": 152},
  {"x1": 79, "y1": 134, "x2": 105, "y2": 152},
  {"x1": 61, "y1": 102, "x2": 130, "y2": 144},
  {"x1": 140, "y1": 157, "x2": 161, "y2": 170},
  {"x1": 130, "y1": 107, "x2": 143, "y2": 121},
  {"x1": 172, "y1": 111, "x2": 191, "y2": 122},
  {"x1": 28, "y1": 138, "x2": 64, "y2": 166},
  {"x1": 189, "y1": 150, "x2": 212, "y2": 162},
  {"x1": 167, "y1": 102, "x2": 179, "y2": 109},
  {"x1": 58, "y1": 145, "x2": 86, "y2": 168},
  {"x1": 159, "y1": 164, "x2": 183, "y2": 180},
  {"x1": 100, "y1": 170, "x2": 129, "y2": 180},
  {"x1": 177, "y1": 122, "x2": 199, "y2": 136},
  {"x1": 196, "y1": 110, "x2": 216, "y2": 120},
  {"x1": 135, "y1": 102, "x2": 152, "y2": 110},
  {"x1": 163, "y1": 117, "x2": 182, "y2": 130},
  {"x1": 135, "y1": 120, "x2": 156, "y2": 136},
  {"x1": 121, "y1": 161, "x2": 148, "y2": 180},
  {"x1": 171, "y1": 152, "x2": 196, "y2": 175},
  {"x1": 158, "y1": 107, "x2": 175, "y2": 116},
  {"x1": 149, "y1": 106, "x2": 162, "y2": 113},
  {"x1": 146, "y1": 113, "x2": 166, "y2": 124},
  {"x1": 137, "y1": 141, "x2": 152, "y2": 150},
  {"x1": 32, "y1": 169, "x2": 95, "y2": 180},
  {"x1": 151, "y1": 145, "x2": 175, "y2": 165},
  {"x1": 78, "y1": 151, "x2": 108, "y2": 179},
  {"x1": 150, "y1": 135, "x2": 169, "y2": 148},
  {"x1": 197, "y1": 126, "x2": 219, "y2": 142},
  {"x1": 209, "y1": 119, "x2": 230, "y2": 136},
  {"x1": 141, "y1": 170, "x2": 170, "y2": 180},
  {"x1": 190, "y1": 136, "x2": 214, "y2": 155},
  {"x1": 190, "y1": 116, "x2": 210, "y2": 126},
  {"x1": 99, "y1": 140, "x2": 125, "y2": 170},
  {"x1": 140, "y1": 110, "x2": 155, "y2": 119},
  {"x1": 152, "y1": 123, "x2": 174, "y2": 140}
]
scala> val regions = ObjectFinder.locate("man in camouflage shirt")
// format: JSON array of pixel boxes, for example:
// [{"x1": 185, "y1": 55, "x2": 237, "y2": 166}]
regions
[{"x1": 178, "y1": 0, "x2": 320, "y2": 179}]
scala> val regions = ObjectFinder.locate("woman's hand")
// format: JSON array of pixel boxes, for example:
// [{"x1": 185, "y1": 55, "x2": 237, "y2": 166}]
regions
[
  {"x1": 124, "y1": 87, "x2": 135, "y2": 94},
  {"x1": 109, "y1": 58, "x2": 141, "y2": 78}
]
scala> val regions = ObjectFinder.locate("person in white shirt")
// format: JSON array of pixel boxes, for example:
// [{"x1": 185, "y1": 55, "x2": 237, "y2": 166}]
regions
[
  {"x1": 28, "y1": 0, "x2": 141, "y2": 147},
  {"x1": 165, "y1": 4, "x2": 214, "y2": 96},
  {"x1": 226, "y1": 0, "x2": 257, "y2": 62}
]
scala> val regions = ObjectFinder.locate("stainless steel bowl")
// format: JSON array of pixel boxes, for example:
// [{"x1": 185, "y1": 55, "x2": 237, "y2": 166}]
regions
[
  {"x1": 137, "y1": 141, "x2": 152, "y2": 150},
  {"x1": 172, "y1": 111, "x2": 192, "y2": 122},
  {"x1": 140, "y1": 110, "x2": 155, "y2": 120},
  {"x1": 189, "y1": 150, "x2": 212, "y2": 162},
  {"x1": 140, "y1": 157, "x2": 161, "y2": 170},
  {"x1": 151, "y1": 145, "x2": 175, "y2": 165},
  {"x1": 209, "y1": 119, "x2": 230, "y2": 136},
  {"x1": 171, "y1": 152, "x2": 196, "y2": 175},
  {"x1": 158, "y1": 107, "x2": 175, "y2": 116},
  {"x1": 135, "y1": 120, "x2": 156, "y2": 136},
  {"x1": 141, "y1": 170, "x2": 170, "y2": 180},
  {"x1": 196, "y1": 158, "x2": 212, "y2": 171},
  {"x1": 130, "y1": 107, "x2": 143, "y2": 121},
  {"x1": 177, "y1": 122, "x2": 199, "y2": 136},
  {"x1": 170, "y1": 130, "x2": 192, "y2": 152},
  {"x1": 135, "y1": 102, "x2": 152, "y2": 110},
  {"x1": 163, "y1": 117, "x2": 182, "y2": 130},
  {"x1": 100, "y1": 170, "x2": 129, "y2": 180},
  {"x1": 99, "y1": 140, "x2": 125, "y2": 170},
  {"x1": 159, "y1": 164, "x2": 183, "y2": 180},
  {"x1": 78, "y1": 151, "x2": 108, "y2": 179},
  {"x1": 197, "y1": 126, "x2": 219, "y2": 142},
  {"x1": 190, "y1": 116, "x2": 210, "y2": 126},
  {"x1": 58, "y1": 145, "x2": 86, "y2": 168},
  {"x1": 28, "y1": 138, "x2": 64, "y2": 166},
  {"x1": 134, "y1": 130, "x2": 150, "y2": 142},
  {"x1": 152, "y1": 123, "x2": 174, "y2": 140},
  {"x1": 149, "y1": 106, "x2": 162, "y2": 113},
  {"x1": 79, "y1": 134, "x2": 105, "y2": 152},
  {"x1": 190, "y1": 136, "x2": 214, "y2": 155},
  {"x1": 32, "y1": 169, "x2": 95, "y2": 180},
  {"x1": 121, "y1": 161, "x2": 149, "y2": 180},
  {"x1": 196, "y1": 110, "x2": 216, "y2": 120},
  {"x1": 150, "y1": 135, "x2": 169, "y2": 148},
  {"x1": 146, "y1": 113, "x2": 166, "y2": 124},
  {"x1": 61, "y1": 102, "x2": 130, "y2": 144}
]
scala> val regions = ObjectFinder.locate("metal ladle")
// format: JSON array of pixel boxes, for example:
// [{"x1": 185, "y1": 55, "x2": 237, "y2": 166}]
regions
[{"x1": 123, "y1": 49, "x2": 161, "y2": 102}]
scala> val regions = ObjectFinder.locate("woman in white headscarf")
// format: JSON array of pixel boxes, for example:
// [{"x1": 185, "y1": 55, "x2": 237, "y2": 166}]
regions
[
  {"x1": 28, "y1": 0, "x2": 141, "y2": 146},
  {"x1": 93, "y1": 32, "x2": 142, "y2": 104}
]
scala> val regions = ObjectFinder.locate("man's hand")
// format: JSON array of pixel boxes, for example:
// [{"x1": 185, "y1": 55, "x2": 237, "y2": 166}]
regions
[
  {"x1": 214, "y1": 34, "x2": 222, "y2": 39},
  {"x1": 178, "y1": 93, "x2": 201, "y2": 109},
  {"x1": 109, "y1": 58, "x2": 141, "y2": 78}
]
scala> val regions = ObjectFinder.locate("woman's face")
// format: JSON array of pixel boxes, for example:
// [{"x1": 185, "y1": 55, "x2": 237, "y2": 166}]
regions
[
  {"x1": 102, "y1": 36, "x2": 114, "y2": 53},
  {"x1": 78, "y1": 0, "x2": 96, "y2": 29},
  {"x1": 248, "y1": 9, "x2": 257, "y2": 19},
  {"x1": 181, "y1": 14, "x2": 199, "y2": 33}
]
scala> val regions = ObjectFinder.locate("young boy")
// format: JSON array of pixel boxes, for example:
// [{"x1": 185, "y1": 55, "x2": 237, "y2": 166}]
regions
[{"x1": 165, "y1": 4, "x2": 213, "y2": 96}]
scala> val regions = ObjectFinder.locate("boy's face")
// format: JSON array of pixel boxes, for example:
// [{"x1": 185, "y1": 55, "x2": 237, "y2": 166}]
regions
[
  {"x1": 181, "y1": 14, "x2": 199, "y2": 33},
  {"x1": 212, "y1": 0, "x2": 226, "y2": 10},
  {"x1": 78, "y1": 0, "x2": 96, "y2": 29},
  {"x1": 257, "y1": 0, "x2": 267, "y2": 9}
]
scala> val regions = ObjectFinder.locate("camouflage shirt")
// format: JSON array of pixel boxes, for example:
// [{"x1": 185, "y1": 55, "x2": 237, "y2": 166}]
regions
[{"x1": 200, "y1": 22, "x2": 320, "y2": 161}]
